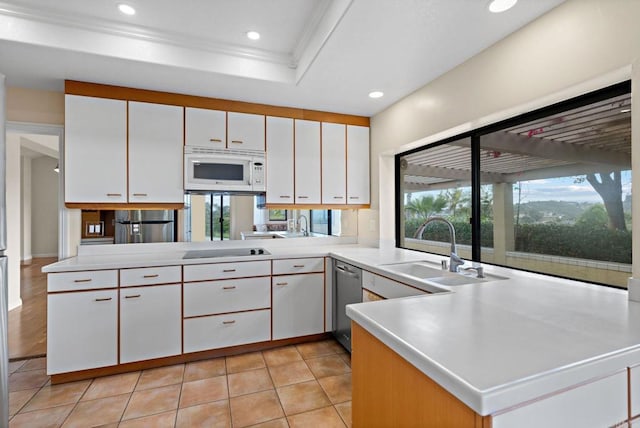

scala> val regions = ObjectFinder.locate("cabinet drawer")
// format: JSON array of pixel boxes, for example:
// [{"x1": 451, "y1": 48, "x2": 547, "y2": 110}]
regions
[
  {"x1": 184, "y1": 309, "x2": 271, "y2": 353},
  {"x1": 48, "y1": 270, "x2": 118, "y2": 292},
  {"x1": 120, "y1": 266, "x2": 182, "y2": 287},
  {"x1": 630, "y1": 364, "x2": 640, "y2": 418},
  {"x1": 362, "y1": 271, "x2": 425, "y2": 299},
  {"x1": 184, "y1": 277, "x2": 271, "y2": 317},
  {"x1": 184, "y1": 260, "x2": 271, "y2": 282},
  {"x1": 272, "y1": 258, "x2": 324, "y2": 275}
]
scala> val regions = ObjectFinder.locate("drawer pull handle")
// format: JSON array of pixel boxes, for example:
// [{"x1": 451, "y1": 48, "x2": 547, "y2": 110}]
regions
[
  {"x1": 349, "y1": 196, "x2": 359, "y2": 199},
  {"x1": 132, "y1": 193, "x2": 148, "y2": 197},
  {"x1": 143, "y1": 274, "x2": 159, "y2": 278},
  {"x1": 125, "y1": 294, "x2": 141, "y2": 299},
  {"x1": 106, "y1": 193, "x2": 122, "y2": 197},
  {"x1": 223, "y1": 269, "x2": 236, "y2": 273},
  {"x1": 333, "y1": 196, "x2": 344, "y2": 199},
  {"x1": 222, "y1": 286, "x2": 236, "y2": 290},
  {"x1": 298, "y1": 196, "x2": 309, "y2": 199},
  {"x1": 223, "y1": 320, "x2": 236, "y2": 325},
  {"x1": 293, "y1": 265, "x2": 305, "y2": 268},
  {"x1": 231, "y1": 140, "x2": 243, "y2": 144},
  {"x1": 209, "y1": 138, "x2": 222, "y2": 142},
  {"x1": 74, "y1": 279, "x2": 92, "y2": 283},
  {"x1": 279, "y1": 195, "x2": 291, "y2": 199},
  {"x1": 94, "y1": 297, "x2": 112, "y2": 302},
  {"x1": 276, "y1": 282, "x2": 288, "y2": 286}
]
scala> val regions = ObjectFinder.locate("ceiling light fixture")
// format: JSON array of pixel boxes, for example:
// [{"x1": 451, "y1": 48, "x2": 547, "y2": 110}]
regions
[
  {"x1": 118, "y1": 3, "x2": 136, "y2": 16},
  {"x1": 621, "y1": 108, "x2": 631, "y2": 113},
  {"x1": 488, "y1": 0, "x2": 517, "y2": 13},
  {"x1": 369, "y1": 91, "x2": 384, "y2": 99},
  {"x1": 246, "y1": 31, "x2": 261, "y2": 41}
]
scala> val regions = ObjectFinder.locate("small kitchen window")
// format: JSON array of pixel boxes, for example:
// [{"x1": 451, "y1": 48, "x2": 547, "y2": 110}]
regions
[{"x1": 396, "y1": 81, "x2": 631, "y2": 288}]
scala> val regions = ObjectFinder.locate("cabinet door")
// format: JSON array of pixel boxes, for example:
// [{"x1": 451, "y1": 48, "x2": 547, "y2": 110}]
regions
[
  {"x1": 321, "y1": 123, "x2": 346, "y2": 204},
  {"x1": 120, "y1": 284, "x2": 181, "y2": 363},
  {"x1": 272, "y1": 273, "x2": 324, "y2": 340},
  {"x1": 185, "y1": 107, "x2": 226, "y2": 148},
  {"x1": 630, "y1": 364, "x2": 640, "y2": 418},
  {"x1": 294, "y1": 120, "x2": 321, "y2": 204},
  {"x1": 227, "y1": 112, "x2": 265, "y2": 151},
  {"x1": 266, "y1": 116, "x2": 294, "y2": 204},
  {"x1": 64, "y1": 95, "x2": 127, "y2": 203},
  {"x1": 346, "y1": 125, "x2": 370, "y2": 205},
  {"x1": 47, "y1": 289, "x2": 117, "y2": 374},
  {"x1": 128, "y1": 101, "x2": 184, "y2": 203}
]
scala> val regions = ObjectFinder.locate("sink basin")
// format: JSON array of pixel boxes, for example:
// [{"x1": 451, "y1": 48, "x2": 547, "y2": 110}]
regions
[
  {"x1": 381, "y1": 261, "x2": 507, "y2": 287},
  {"x1": 381, "y1": 262, "x2": 443, "y2": 279}
]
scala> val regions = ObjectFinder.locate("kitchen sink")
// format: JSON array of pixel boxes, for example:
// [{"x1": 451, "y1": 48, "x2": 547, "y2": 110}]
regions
[
  {"x1": 380, "y1": 262, "x2": 443, "y2": 279},
  {"x1": 381, "y1": 261, "x2": 506, "y2": 287}
]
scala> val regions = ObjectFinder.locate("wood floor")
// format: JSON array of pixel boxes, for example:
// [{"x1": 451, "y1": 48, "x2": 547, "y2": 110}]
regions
[{"x1": 8, "y1": 257, "x2": 55, "y2": 360}]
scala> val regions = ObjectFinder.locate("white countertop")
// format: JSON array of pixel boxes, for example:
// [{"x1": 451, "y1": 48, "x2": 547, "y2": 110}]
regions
[{"x1": 43, "y1": 241, "x2": 640, "y2": 417}]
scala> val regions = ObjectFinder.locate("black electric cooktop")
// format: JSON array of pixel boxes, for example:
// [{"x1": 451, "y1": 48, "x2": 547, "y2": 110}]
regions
[{"x1": 182, "y1": 248, "x2": 270, "y2": 259}]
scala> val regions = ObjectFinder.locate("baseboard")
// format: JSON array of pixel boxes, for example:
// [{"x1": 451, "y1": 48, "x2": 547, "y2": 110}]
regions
[
  {"x1": 31, "y1": 253, "x2": 58, "y2": 258},
  {"x1": 20, "y1": 258, "x2": 33, "y2": 266}
]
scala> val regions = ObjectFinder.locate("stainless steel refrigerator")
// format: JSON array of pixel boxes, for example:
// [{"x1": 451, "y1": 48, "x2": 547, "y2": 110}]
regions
[
  {"x1": 114, "y1": 210, "x2": 175, "y2": 244},
  {"x1": 1, "y1": 72, "x2": 10, "y2": 427}
]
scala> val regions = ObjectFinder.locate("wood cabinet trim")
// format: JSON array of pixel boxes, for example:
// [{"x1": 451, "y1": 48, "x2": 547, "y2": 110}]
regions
[
  {"x1": 65, "y1": 80, "x2": 370, "y2": 126},
  {"x1": 65, "y1": 202, "x2": 184, "y2": 210}
]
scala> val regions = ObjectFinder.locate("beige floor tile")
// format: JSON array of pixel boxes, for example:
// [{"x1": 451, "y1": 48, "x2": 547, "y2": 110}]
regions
[
  {"x1": 287, "y1": 406, "x2": 346, "y2": 428},
  {"x1": 339, "y1": 352, "x2": 351, "y2": 368},
  {"x1": 8, "y1": 369, "x2": 49, "y2": 392},
  {"x1": 306, "y1": 355, "x2": 351, "y2": 379},
  {"x1": 18, "y1": 358, "x2": 47, "y2": 372},
  {"x1": 318, "y1": 374, "x2": 352, "y2": 404},
  {"x1": 262, "y1": 346, "x2": 303, "y2": 367},
  {"x1": 81, "y1": 371, "x2": 140, "y2": 401},
  {"x1": 247, "y1": 418, "x2": 289, "y2": 428},
  {"x1": 118, "y1": 410, "x2": 177, "y2": 428},
  {"x1": 296, "y1": 341, "x2": 338, "y2": 360},
  {"x1": 8, "y1": 404, "x2": 74, "y2": 428},
  {"x1": 8, "y1": 360, "x2": 26, "y2": 374},
  {"x1": 135, "y1": 364, "x2": 184, "y2": 391},
  {"x1": 228, "y1": 368, "x2": 273, "y2": 397},
  {"x1": 123, "y1": 384, "x2": 181, "y2": 420},
  {"x1": 184, "y1": 358, "x2": 226, "y2": 382},
  {"x1": 226, "y1": 352, "x2": 266, "y2": 374},
  {"x1": 22, "y1": 380, "x2": 91, "y2": 412},
  {"x1": 176, "y1": 400, "x2": 230, "y2": 428},
  {"x1": 335, "y1": 401, "x2": 352, "y2": 428},
  {"x1": 8, "y1": 389, "x2": 38, "y2": 416},
  {"x1": 179, "y1": 375, "x2": 229, "y2": 408},
  {"x1": 61, "y1": 393, "x2": 130, "y2": 428},
  {"x1": 268, "y1": 360, "x2": 314, "y2": 388},
  {"x1": 229, "y1": 390, "x2": 284, "y2": 428},
  {"x1": 276, "y1": 380, "x2": 331, "y2": 416}
]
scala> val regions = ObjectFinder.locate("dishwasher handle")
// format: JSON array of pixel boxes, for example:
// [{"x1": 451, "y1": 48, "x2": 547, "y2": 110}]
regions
[{"x1": 335, "y1": 263, "x2": 360, "y2": 278}]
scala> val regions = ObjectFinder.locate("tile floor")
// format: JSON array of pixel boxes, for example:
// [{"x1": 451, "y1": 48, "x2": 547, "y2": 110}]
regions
[{"x1": 8, "y1": 339, "x2": 352, "y2": 427}]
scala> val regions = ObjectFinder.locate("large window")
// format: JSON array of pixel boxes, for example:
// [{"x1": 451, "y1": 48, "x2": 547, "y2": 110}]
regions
[
  {"x1": 397, "y1": 82, "x2": 631, "y2": 288},
  {"x1": 184, "y1": 194, "x2": 230, "y2": 241}
]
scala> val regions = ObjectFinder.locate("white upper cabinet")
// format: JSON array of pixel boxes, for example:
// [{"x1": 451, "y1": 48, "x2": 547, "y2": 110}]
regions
[
  {"x1": 128, "y1": 101, "x2": 184, "y2": 203},
  {"x1": 294, "y1": 120, "x2": 321, "y2": 204},
  {"x1": 347, "y1": 125, "x2": 370, "y2": 205},
  {"x1": 321, "y1": 123, "x2": 347, "y2": 204},
  {"x1": 185, "y1": 107, "x2": 226, "y2": 148},
  {"x1": 266, "y1": 116, "x2": 294, "y2": 204},
  {"x1": 65, "y1": 95, "x2": 127, "y2": 203},
  {"x1": 227, "y1": 112, "x2": 265, "y2": 151}
]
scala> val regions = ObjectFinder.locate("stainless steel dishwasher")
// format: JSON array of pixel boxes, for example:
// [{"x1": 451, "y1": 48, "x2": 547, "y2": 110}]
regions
[{"x1": 333, "y1": 260, "x2": 362, "y2": 352}]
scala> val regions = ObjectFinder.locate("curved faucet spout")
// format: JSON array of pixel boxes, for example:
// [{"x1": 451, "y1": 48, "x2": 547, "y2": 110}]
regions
[{"x1": 413, "y1": 216, "x2": 464, "y2": 272}]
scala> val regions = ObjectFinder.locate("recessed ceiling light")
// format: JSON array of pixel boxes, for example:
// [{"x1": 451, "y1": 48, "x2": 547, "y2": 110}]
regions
[
  {"x1": 246, "y1": 31, "x2": 261, "y2": 41},
  {"x1": 118, "y1": 3, "x2": 136, "y2": 16},
  {"x1": 621, "y1": 108, "x2": 631, "y2": 113},
  {"x1": 369, "y1": 91, "x2": 384, "y2": 99},
  {"x1": 488, "y1": 0, "x2": 517, "y2": 13}
]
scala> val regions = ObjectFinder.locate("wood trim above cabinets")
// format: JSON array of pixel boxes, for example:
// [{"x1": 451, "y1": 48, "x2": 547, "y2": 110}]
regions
[
  {"x1": 264, "y1": 203, "x2": 370, "y2": 210},
  {"x1": 65, "y1": 203, "x2": 184, "y2": 210},
  {"x1": 65, "y1": 80, "x2": 370, "y2": 127}
]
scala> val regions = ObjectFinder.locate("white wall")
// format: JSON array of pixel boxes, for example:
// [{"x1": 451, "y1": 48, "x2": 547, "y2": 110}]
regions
[
  {"x1": 367, "y1": 0, "x2": 640, "y2": 269},
  {"x1": 6, "y1": 134, "x2": 21, "y2": 310},
  {"x1": 230, "y1": 195, "x2": 255, "y2": 240},
  {"x1": 20, "y1": 156, "x2": 31, "y2": 262},
  {"x1": 31, "y1": 156, "x2": 59, "y2": 257}
]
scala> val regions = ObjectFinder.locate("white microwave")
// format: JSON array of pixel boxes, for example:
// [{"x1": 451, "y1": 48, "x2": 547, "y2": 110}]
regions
[{"x1": 184, "y1": 147, "x2": 265, "y2": 193}]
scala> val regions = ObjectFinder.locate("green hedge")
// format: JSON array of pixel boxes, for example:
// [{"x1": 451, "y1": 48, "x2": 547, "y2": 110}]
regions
[{"x1": 405, "y1": 219, "x2": 631, "y2": 264}]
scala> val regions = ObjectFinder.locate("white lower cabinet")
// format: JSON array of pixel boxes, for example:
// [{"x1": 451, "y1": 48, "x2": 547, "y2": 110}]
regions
[
  {"x1": 362, "y1": 271, "x2": 426, "y2": 299},
  {"x1": 272, "y1": 273, "x2": 324, "y2": 340},
  {"x1": 47, "y1": 289, "x2": 118, "y2": 374},
  {"x1": 491, "y1": 370, "x2": 628, "y2": 428},
  {"x1": 184, "y1": 309, "x2": 271, "y2": 353},
  {"x1": 184, "y1": 277, "x2": 270, "y2": 317},
  {"x1": 120, "y1": 284, "x2": 182, "y2": 364},
  {"x1": 630, "y1": 364, "x2": 640, "y2": 419}
]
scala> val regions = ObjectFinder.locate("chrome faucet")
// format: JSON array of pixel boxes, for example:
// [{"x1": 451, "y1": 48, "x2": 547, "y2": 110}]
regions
[
  {"x1": 298, "y1": 215, "x2": 309, "y2": 236},
  {"x1": 413, "y1": 216, "x2": 465, "y2": 273}
]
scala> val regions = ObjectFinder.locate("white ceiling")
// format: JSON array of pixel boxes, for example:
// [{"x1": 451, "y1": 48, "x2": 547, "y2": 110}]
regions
[{"x1": 0, "y1": 0, "x2": 565, "y2": 116}]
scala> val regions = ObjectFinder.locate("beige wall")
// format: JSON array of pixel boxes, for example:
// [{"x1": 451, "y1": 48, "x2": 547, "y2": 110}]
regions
[
  {"x1": 21, "y1": 157, "x2": 31, "y2": 262},
  {"x1": 7, "y1": 87, "x2": 64, "y2": 125},
  {"x1": 6, "y1": 134, "x2": 21, "y2": 310},
  {"x1": 368, "y1": 0, "x2": 640, "y2": 266},
  {"x1": 31, "y1": 156, "x2": 59, "y2": 257}
]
